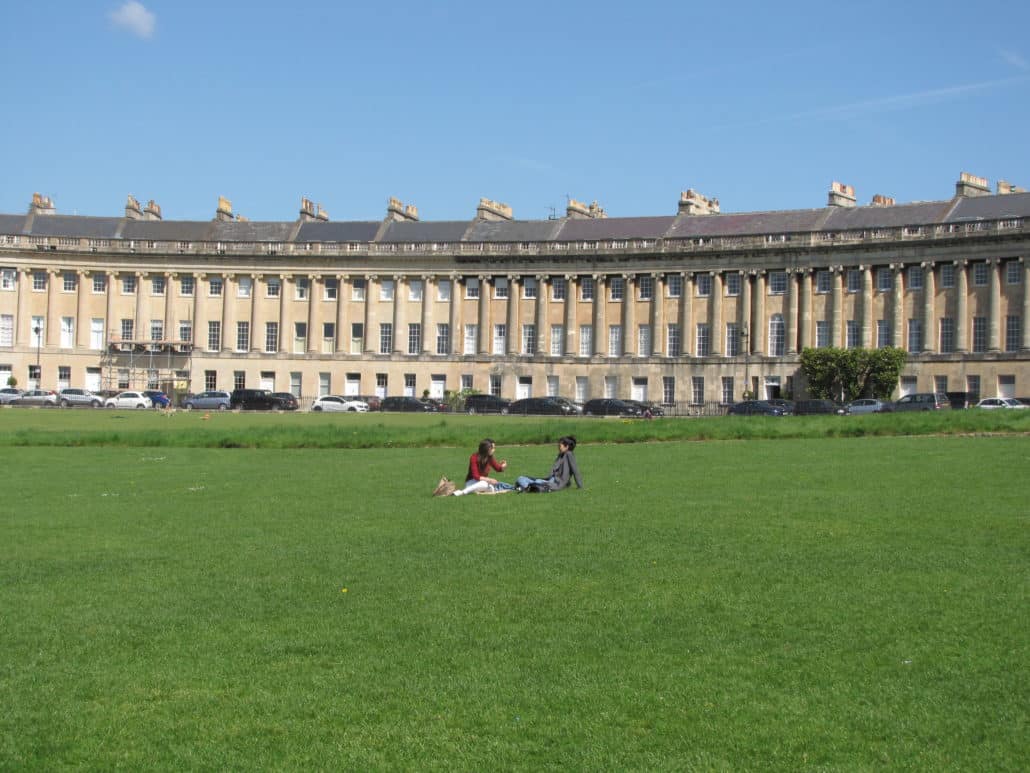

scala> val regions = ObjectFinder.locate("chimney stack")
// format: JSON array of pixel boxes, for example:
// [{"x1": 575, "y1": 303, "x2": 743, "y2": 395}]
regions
[
  {"x1": 997, "y1": 179, "x2": 1027, "y2": 195},
  {"x1": 955, "y1": 172, "x2": 990, "y2": 197},
  {"x1": 870, "y1": 194, "x2": 895, "y2": 207},
  {"x1": 566, "y1": 198, "x2": 607, "y2": 219},
  {"x1": 28, "y1": 192, "x2": 56, "y2": 216},
  {"x1": 144, "y1": 200, "x2": 162, "y2": 220},
  {"x1": 125, "y1": 194, "x2": 143, "y2": 220},
  {"x1": 678, "y1": 189, "x2": 720, "y2": 216},
  {"x1": 475, "y1": 197, "x2": 514, "y2": 221},
  {"x1": 215, "y1": 196, "x2": 234, "y2": 222},
  {"x1": 828, "y1": 181, "x2": 857, "y2": 207},
  {"x1": 386, "y1": 197, "x2": 419, "y2": 222}
]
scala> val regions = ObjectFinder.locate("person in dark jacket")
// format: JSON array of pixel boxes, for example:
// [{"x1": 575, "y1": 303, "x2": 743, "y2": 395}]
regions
[{"x1": 515, "y1": 435, "x2": 583, "y2": 492}]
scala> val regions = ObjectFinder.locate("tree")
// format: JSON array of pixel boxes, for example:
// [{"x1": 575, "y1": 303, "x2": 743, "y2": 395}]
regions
[{"x1": 799, "y1": 347, "x2": 907, "y2": 402}]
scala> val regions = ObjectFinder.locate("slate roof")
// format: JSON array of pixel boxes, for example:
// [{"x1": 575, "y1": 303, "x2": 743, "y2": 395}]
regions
[
  {"x1": 946, "y1": 191, "x2": 1030, "y2": 221},
  {"x1": 378, "y1": 220, "x2": 470, "y2": 243},
  {"x1": 25, "y1": 215, "x2": 125, "y2": 239},
  {"x1": 2, "y1": 191, "x2": 1029, "y2": 245},
  {"x1": 554, "y1": 216, "x2": 675, "y2": 241},
  {"x1": 464, "y1": 219, "x2": 564, "y2": 242},
  {"x1": 295, "y1": 221, "x2": 381, "y2": 243}
]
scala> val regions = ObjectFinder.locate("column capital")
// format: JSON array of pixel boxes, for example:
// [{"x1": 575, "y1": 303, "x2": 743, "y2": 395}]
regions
[{"x1": 952, "y1": 259, "x2": 967, "y2": 267}]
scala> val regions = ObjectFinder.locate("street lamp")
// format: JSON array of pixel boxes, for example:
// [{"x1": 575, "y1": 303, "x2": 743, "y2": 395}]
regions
[{"x1": 33, "y1": 323, "x2": 42, "y2": 387}]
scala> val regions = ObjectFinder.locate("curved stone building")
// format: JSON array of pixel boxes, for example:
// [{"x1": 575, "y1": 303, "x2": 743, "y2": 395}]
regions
[{"x1": 1, "y1": 175, "x2": 1028, "y2": 409}]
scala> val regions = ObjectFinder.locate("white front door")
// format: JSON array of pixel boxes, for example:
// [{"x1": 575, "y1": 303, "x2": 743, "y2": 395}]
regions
[
  {"x1": 516, "y1": 376, "x2": 532, "y2": 399},
  {"x1": 631, "y1": 377, "x2": 647, "y2": 401},
  {"x1": 85, "y1": 368, "x2": 102, "y2": 391},
  {"x1": 260, "y1": 372, "x2": 275, "y2": 391},
  {"x1": 430, "y1": 376, "x2": 445, "y2": 399}
]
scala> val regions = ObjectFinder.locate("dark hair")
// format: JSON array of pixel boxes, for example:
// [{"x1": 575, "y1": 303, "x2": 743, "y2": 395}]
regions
[
  {"x1": 477, "y1": 438, "x2": 495, "y2": 469},
  {"x1": 559, "y1": 435, "x2": 577, "y2": 451}
]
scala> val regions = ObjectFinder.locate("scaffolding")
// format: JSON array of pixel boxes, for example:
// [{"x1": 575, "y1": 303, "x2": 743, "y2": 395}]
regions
[{"x1": 100, "y1": 336, "x2": 194, "y2": 395}]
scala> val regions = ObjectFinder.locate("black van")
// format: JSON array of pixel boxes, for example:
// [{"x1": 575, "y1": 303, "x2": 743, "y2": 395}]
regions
[{"x1": 230, "y1": 389, "x2": 288, "y2": 410}]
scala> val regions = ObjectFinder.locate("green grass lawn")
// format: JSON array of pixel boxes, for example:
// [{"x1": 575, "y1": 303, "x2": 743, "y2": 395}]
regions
[{"x1": 1, "y1": 416, "x2": 1027, "y2": 769}]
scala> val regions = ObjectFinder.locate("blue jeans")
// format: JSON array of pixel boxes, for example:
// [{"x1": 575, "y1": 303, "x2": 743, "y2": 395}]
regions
[{"x1": 515, "y1": 476, "x2": 554, "y2": 490}]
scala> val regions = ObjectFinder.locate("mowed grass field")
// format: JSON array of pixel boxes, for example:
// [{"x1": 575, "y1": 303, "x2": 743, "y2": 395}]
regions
[{"x1": 1, "y1": 411, "x2": 1027, "y2": 769}]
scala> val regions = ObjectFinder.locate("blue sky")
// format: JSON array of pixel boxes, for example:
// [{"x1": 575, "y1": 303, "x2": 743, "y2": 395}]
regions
[{"x1": 2, "y1": 1, "x2": 1029, "y2": 223}]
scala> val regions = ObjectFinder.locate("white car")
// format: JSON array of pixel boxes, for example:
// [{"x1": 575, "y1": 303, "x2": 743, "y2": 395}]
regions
[
  {"x1": 0, "y1": 387, "x2": 25, "y2": 404},
  {"x1": 975, "y1": 397, "x2": 1027, "y2": 410},
  {"x1": 105, "y1": 391, "x2": 153, "y2": 409},
  {"x1": 311, "y1": 395, "x2": 369, "y2": 413}
]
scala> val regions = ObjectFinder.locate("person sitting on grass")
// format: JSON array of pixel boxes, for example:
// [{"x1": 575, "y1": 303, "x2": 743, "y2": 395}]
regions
[
  {"x1": 514, "y1": 435, "x2": 583, "y2": 493},
  {"x1": 453, "y1": 438, "x2": 513, "y2": 496}
]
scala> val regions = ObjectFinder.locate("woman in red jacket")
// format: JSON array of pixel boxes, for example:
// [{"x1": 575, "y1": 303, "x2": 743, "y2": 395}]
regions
[{"x1": 453, "y1": 438, "x2": 510, "y2": 496}]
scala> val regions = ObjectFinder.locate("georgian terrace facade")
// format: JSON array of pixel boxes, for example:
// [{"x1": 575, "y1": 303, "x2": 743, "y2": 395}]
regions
[{"x1": 1, "y1": 178, "x2": 1029, "y2": 408}]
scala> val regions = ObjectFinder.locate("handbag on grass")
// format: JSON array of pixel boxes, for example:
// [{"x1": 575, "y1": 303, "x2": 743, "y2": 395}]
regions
[{"x1": 432, "y1": 477, "x2": 456, "y2": 497}]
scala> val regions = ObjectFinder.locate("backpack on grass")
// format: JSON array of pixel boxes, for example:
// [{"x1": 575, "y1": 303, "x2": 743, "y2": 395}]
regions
[{"x1": 432, "y1": 477, "x2": 456, "y2": 497}]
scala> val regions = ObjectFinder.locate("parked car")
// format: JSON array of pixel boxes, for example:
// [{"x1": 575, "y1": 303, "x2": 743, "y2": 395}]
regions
[
  {"x1": 0, "y1": 387, "x2": 25, "y2": 404},
  {"x1": 352, "y1": 395, "x2": 382, "y2": 411},
  {"x1": 1018, "y1": 397, "x2": 1030, "y2": 407},
  {"x1": 142, "y1": 390, "x2": 171, "y2": 408},
  {"x1": 846, "y1": 398, "x2": 889, "y2": 415},
  {"x1": 57, "y1": 388, "x2": 103, "y2": 408},
  {"x1": 892, "y1": 393, "x2": 950, "y2": 412},
  {"x1": 582, "y1": 398, "x2": 644, "y2": 417},
  {"x1": 624, "y1": 400, "x2": 665, "y2": 417},
  {"x1": 420, "y1": 398, "x2": 450, "y2": 412},
  {"x1": 105, "y1": 391, "x2": 153, "y2": 409},
  {"x1": 183, "y1": 390, "x2": 231, "y2": 411},
  {"x1": 12, "y1": 389, "x2": 58, "y2": 407},
  {"x1": 380, "y1": 396, "x2": 437, "y2": 412},
  {"x1": 311, "y1": 395, "x2": 369, "y2": 412},
  {"x1": 794, "y1": 399, "x2": 846, "y2": 416},
  {"x1": 230, "y1": 389, "x2": 289, "y2": 410},
  {"x1": 508, "y1": 396, "x2": 579, "y2": 416},
  {"x1": 463, "y1": 393, "x2": 512, "y2": 414},
  {"x1": 727, "y1": 400, "x2": 789, "y2": 416},
  {"x1": 272, "y1": 392, "x2": 299, "y2": 410},
  {"x1": 975, "y1": 397, "x2": 1027, "y2": 410},
  {"x1": 767, "y1": 399, "x2": 795, "y2": 413}
]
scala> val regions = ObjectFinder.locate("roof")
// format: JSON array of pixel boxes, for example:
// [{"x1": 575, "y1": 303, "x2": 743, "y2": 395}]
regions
[{"x1": 3, "y1": 190, "x2": 1029, "y2": 245}]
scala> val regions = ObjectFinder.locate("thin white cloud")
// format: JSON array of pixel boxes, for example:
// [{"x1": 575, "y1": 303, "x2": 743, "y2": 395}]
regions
[
  {"x1": 702, "y1": 75, "x2": 1030, "y2": 131},
  {"x1": 110, "y1": 1, "x2": 156, "y2": 39},
  {"x1": 1000, "y1": 49, "x2": 1029, "y2": 71}
]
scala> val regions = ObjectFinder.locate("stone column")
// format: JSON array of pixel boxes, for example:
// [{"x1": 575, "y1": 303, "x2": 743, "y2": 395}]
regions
[
  {"x1": 652, "y1": 273, "x2": 664, "y2": 356},
  {"x1": 220, "y1": 274, "x2": 233, "y2": 352},
  {"x1": 564, "y1": 275, "x2": 577, "y2": 357},
  {"x1": 623, "y1": 275, "x2": 636, "y2": 356},
  {"x1": 279, "y1": 274, "x2": 290, "y2": 352},
  {"x1": 76, "y1": 270, "x2": 88, "y2": 348},
  {"x1": 892, "y1": 265, "x2": 905, "y2": 351},
  {"x1": 752, "y1": 271, "x2": 766, "y2": 355},
  {"x1": 362, "y1": 275, "x2": 376, "y2": 354},
  {"x1": 593, "y1": 275, "x2": 606, "y2": 356},
  {"x1": 421, "y1": 276, "x2": 433, "y2": 354},
  {"x1": 680, "y1": 273, "x2": 693, "y2": 356},
  {"x1": 799, "y1": 271, "x2": 813, "y2": 350},
  {"x1": 391, "y1": 275, "x2": 403, "y2": 354},
  {"x1": 190, "y1": 274, "x2": 200, "y2": 350},
  {"x1": 107, "y1": 272, "x2": 117, "y2": 346},
  {"x1": 307, "y1": 275, "x2": 320, "y2": 353},
  {"x1": 506, "y1": 276, "x2": 520, "y2": 355},
  {"x1": 15, "y1": 268, "x2": 29, "y2": 346},
  {"x1": 1022, "y1": 260, "x2": 1030, "y2": 351},
  {"x1": 739, "y1": 272, "x2": 751, "y2": 354},
  {"x1": 163, "y1": 272, "x2": 175, "y2": 346},
  {"x1": 448, "y1": 275, "x2": 461, "y2": 355},
  {"x1": 955, "y1": 262, "x2": 968, "y2": 353},
  {"x1": 335, "y1": 274, "x2": 347, "y2": 354},
  {"x1": 129, "y1": 272, "x2": 143, "y2": 344},
  {"x1": 477, "y1": 275, "x2": 490, "y2": 355},
  {"x1": 831, "y1": 268, "x2": 844, "y2": 348},
  {"x1": 535, "y1": 275, "x2": 548, "y2": 355},
  {"x1": 709, "y1": 272, "x2": 722, "y2": 356},
  {"x1": 861, "y1": 267, "x2": 873, "y2": 349},
  {"x1": 45, "y1": 270, "x2": 58, "y2": 347},
  {"x1": 922, "y1": 262, "x2": 935, "y2": 353},
  {"x1": 249, "y1": 274, "x2": 260, "y2": 352},
  {"x1": 988, "y1": 259, "x2": 1002, "y2": 352},
  {"x1": 786, "y1": 271, "x2": 799, "y2": 354}
]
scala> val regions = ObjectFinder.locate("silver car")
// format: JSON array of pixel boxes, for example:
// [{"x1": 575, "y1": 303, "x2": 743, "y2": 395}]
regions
[
  {"x1": 183, "y1": 390, "x2": 231, "y2": 411},
  {"x1": 13, "y1": 389, "x2": 58, "y2": 406},
  {"x1": 846, "y1": 398, "x2": 889, "y2": 415},
  {"x1": 58, "y1": 388, "x2": 104, "y2": 408},
  {"x1": 104, "y1": 391, "x2": 153, "y2": 409},
  {"x1": 0, "y1": 387, "x2": 24, "y2": 404},
  {"x1": 975, "y1": 397, "x2": 1027, "y2": 410}
]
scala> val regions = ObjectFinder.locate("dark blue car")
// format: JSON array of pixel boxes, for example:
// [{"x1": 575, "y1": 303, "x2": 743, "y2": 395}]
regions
[{"x1": 143, "y1": 390, "x2": 171, "y2": 408}]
